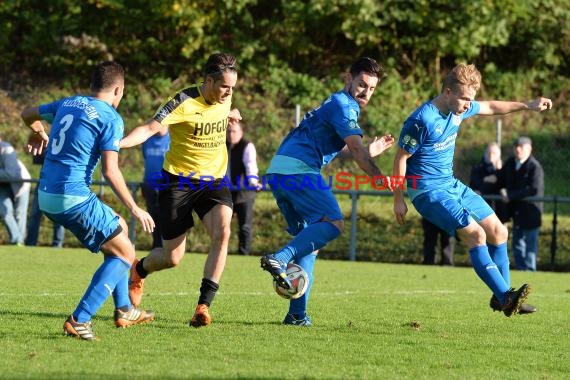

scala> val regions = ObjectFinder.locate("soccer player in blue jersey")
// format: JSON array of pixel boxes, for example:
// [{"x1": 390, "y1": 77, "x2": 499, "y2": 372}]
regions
[
  {"x1": 392, "y1": 64, "x2": 552, "y2": 317},
  {"x1": 261, "y1": 57, "x2": 395, "y2": 326},
  {"x1": 21, "y1": 61, "x2": 156, "y2": 340}
]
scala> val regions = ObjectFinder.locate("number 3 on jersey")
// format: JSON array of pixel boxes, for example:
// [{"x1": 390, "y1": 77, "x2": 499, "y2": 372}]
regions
[{"x1": 51, "y1": 114, "x2": 73, "y2": 155}]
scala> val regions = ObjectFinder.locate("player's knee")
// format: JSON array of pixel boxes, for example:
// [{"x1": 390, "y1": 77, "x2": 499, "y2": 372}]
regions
[
  {"x1": 158, "y1": 246, "x2": 184, "y2": 268},
  {"x1": 471, "y1": 225, "x2": 487, "y2": 245},
  {"x1": 166, "y1": 254, "x2": 183, "y2": 268},
  {"x1": 485, "y1": 218, "x2": 508, "y2": 245},
  {"x1": 101, "y1": 232, "x2": 134, "y2": 262},
  {"x1": 495, "y1": 223, "x2": 508, "y2": 241},
  {"x1": 211, "y1": 224, "x2": 231, "y2": 243},
  {"x1": 458, "y1": 224, "x2": 486, "y2": 247}
]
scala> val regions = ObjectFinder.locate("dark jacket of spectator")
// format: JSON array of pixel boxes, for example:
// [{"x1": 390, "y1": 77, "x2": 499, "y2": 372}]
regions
[{"x1": 499, "y1": 155, "x2": 544, "y2": 229}]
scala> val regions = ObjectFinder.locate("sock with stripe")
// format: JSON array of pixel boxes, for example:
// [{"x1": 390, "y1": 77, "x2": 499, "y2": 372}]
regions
[
  {"x1": 488, "y1": 242, "x2": 510, "y2": 287},
  {"x1": 274, "y1": 221, "x2": 340, "y2": 264},
  {"x1": 469, "y1": 245, "x2": 509, "y2": 304},
  {"x1": 73, "y1": 256, "x2": 130, "y2": 323},
  {"x1": 288, "y1": 252, "x2": 316, "y2": 316},
  {"x1": 112, "y1": 270, "x2": 132, "y2": 312}
]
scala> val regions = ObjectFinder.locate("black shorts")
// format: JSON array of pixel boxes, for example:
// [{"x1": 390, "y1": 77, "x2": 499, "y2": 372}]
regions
[{"x1": 159, "y1": 170, "x2": 233, "y2": 240}]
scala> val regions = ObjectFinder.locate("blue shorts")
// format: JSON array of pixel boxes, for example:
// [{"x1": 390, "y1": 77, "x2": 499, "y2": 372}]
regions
[
  {"x1": 41, "y1": 192, "x2": 120, "y2": 253},
  {"x1": 411, "y1": 179, "x2": 494, "y2": 237},
  {"x1": 268, "y1": 173, "x2": 343, "y2": 236}
]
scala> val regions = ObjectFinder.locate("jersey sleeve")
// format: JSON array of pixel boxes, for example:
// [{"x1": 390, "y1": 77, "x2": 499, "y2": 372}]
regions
[
  {"x1": 153, "y1": 89, "x2": 192, "y2": 125},
  {"x1": 398, "y1": 118, "x2": 428, "y2": 155},
  {"x1": 325, "y1": 98, "x2": 363, "y2": 140},
  {"x1": 462, "y1": 100, "x2": 480, "y2": 120},
  {"x1": 154, "y1": 101, "x2": 185, "y2": 125},
  {"x1": 100, "y1": 117, "x2": 124, "y2": 152},
  {"x1": 38, "y1": 99, "x2": 64, "y2": 123}
]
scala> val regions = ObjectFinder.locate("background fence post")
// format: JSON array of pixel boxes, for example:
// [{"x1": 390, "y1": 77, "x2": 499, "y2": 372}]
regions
[
  {"x1": 349, "y1": 191, "x2": 358, "y2": 261},
  {"x1": 550, "y1": 196, "x2": 558, "y2": 270}
]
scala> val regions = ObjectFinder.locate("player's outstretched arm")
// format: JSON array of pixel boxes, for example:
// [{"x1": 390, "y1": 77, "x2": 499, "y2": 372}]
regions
[
  {"x1": 101, "y1": 150, "x2": 155, "y2": 233},
  {"x1": 477, "y1": 97, "x2": 553, "y2": 115},
  {"x1": 120, "y1": 119, "x2": 164, "y2": 149},
  {"x1": 392, "y1": 148, "x2": 411, "y2": 225},
  {"x1": 344, "y1": 135, "x2": 384, "y2": 177},
  {"x1": 339, "y1": 134, "x2": 395, "y2": 159}
]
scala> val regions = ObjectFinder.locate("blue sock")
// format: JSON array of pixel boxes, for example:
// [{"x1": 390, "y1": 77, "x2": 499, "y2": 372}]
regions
[
  {"x1": 274, "y1": 222, "x2": 340, "y2": 264},
  {"x1": 488, "y1": 243, "x2": 510, "y2": 288},
  {"x1": 469, "y1": 245, "x2": 509, "y2": 304},
  {"x1": 288, "y1": 253, "x2": 316, "y2": 316},
  {"x1": 112, "y1": 271, "x2": 132, "y2": 311},
  {"x1": 74, "y1": 256, "x2": 130, "y2": 323}
]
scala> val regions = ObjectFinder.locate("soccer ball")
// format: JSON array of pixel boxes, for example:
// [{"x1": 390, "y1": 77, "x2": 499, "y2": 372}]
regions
[{"x1": 273, "y1": 262, "x2": 309, "y2": 300}]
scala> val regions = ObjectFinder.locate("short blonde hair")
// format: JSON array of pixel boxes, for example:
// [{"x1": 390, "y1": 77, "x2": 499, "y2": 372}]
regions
[
  {"x1": 441, "y1": 64, "x2": 481, "y2": 93},
  {"x1": 485, "y1": 141, "x2": 501, "y2": 157}
]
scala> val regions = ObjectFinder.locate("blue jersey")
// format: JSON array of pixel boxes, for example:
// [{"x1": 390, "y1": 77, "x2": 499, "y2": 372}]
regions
[
  {"x1": 267, "y1": 90, "x2": 363, "y2": 174},
  {"x1": 38, "y1": 95, "x2": 124, "y2": 197},
  {"x1": 398, "y1": 100, "x2": 480, "y2": 190},
  {"x1": 142, "y1": 132, "x2": 170, "y2": 181}
]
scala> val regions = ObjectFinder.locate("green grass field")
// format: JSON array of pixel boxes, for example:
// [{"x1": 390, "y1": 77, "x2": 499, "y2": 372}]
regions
[{"x1": 1, "y1": 246, "x2": 568, "y2": 379}]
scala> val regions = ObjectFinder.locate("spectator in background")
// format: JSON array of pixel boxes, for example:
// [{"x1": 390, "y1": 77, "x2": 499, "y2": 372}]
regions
[
  {"x1": 141, "y1": 127, "x2": 170, "y2": 249},
  {"x1": 499, "y1": 136, "x2": 544, "y2": 271},
  {"x1": 226, "y1": 108, "x2": 260, "y2": 255},
  {"x1": 0, "y1": 137, "x2": 31, "y2": 245},
  {"x1": 25, "y1": 149, "x2": 65, "y2": 247},
  {"x1": 421, "y1": 217, "x2": 454, "y2": 266},
  {"x1": 470, "y1": 142, "x2": 508, "y2": 223}
]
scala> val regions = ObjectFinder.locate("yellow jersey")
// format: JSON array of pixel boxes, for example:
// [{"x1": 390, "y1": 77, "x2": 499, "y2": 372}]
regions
[{"x1": 153, "y1": 84, "x2": 231, "y2": 179}]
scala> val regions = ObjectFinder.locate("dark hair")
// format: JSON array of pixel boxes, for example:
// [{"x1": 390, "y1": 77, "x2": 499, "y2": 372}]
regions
[
  {"x1": 90, "y1": 61, "x2": 124, "y2": 92},
  {"x1": 349, "y1": 57, "x2": 386, "y2": 80},
  {"x1": 203, "y1": 53, "x2": 238, "y2": 81}
]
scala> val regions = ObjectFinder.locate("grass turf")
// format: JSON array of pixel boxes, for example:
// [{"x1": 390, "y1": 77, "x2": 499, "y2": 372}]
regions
[{"x1": 0, "y1": 246, "x2": 568, "y2": 379}]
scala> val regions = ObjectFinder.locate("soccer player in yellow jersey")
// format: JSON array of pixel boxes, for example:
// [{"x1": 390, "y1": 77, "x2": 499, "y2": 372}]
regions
[{"x1": 120, "y1": 53, "x2": 237, "y2": 327}]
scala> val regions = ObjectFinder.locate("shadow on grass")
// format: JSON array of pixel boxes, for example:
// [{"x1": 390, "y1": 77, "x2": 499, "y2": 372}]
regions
[{"x1": 0, "y1": 309, "x2": 70, "y2": 320}]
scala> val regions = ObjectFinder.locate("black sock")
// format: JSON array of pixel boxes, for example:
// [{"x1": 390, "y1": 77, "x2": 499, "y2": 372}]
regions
[
  {"x1": 198, "y1": 278, "x2": 219, "y2": 307},
  {"x1": 136, "y1": 257, "x2": 149, "y2": 278}
]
